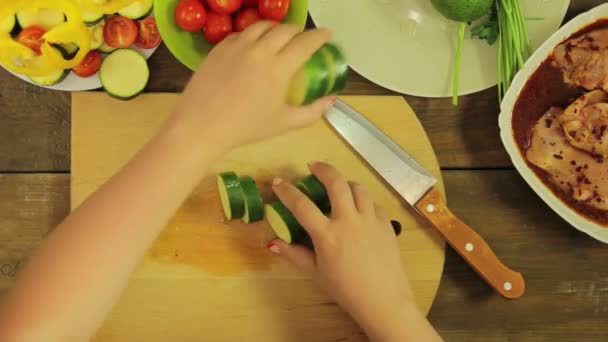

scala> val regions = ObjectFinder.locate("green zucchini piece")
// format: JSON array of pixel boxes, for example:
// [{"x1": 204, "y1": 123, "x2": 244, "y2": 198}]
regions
[
  {"x1": 0, "y1": 15, "x2": 15, "y2": 34},
  {"x1": 217, "y1": 172, "x2": 245, "y2": 220},
  {"x1": 88, "y1": 20, "x2": 105, "y2": 50},
  {"x1": 100, "y1": 49, "x2": 149, "y2": 100},
  {"x1": 16, "y1": 9, "x2": 65, "y2": 31},
  {"x1": 98, "y1": 42, "x2": 117, "y2": 53},
  {"x1": 320, "y1": 43, "x2": 348, "y2": 95},
  {"x1": 80, "y1": 7, "x2": 104, "y2": 25},
  {"x1": 118, "y1": 0, "x2": 154, "y2": 20},
  {"x1": 56, "y1": 43, "x2": 79, "y2": 60},
  {"x1": 29, "y1": 69, "x2": 68, "y2": 86},
  {"x1": 287, "y1": 47, "x2": 330, "y2": 106},
  {"x1": 296, "y1": 174, "x2": 330, "y2": 213},
  {"x1": 265, "y1": 202, "x2": 308, "y2": 244},
  {"x1": 240, "y1": 176, "x2": 264, "y2": 223}
]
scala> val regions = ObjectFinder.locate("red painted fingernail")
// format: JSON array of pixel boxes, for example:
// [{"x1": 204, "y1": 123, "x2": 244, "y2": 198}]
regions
[
  {"x1": 267, "y1": 241, "x2": 281, "y2": 254},
  {"x1": 325, "y1": 97, "x2": 337, "y2": 110}
]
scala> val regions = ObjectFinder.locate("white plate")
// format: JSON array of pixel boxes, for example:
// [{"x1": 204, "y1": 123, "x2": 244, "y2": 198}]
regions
[
  {"x1": 499, "y1": 3, "x2": 608, "y2": 243},
  {"x1": 2, "y1": 14, "x2": 158, "y2": 92},
  {"x1": 309, "y1": 0, "x2": 569, "y2": 97}
]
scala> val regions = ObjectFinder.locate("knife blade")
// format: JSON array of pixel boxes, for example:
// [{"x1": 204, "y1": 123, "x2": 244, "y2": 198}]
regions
[{"x1": 325, "y1": 99, "x2": 525, "y2": 299}]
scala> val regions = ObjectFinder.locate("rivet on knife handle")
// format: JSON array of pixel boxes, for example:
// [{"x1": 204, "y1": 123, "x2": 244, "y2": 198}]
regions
[{"x1": 415, "y1": 188, "x2": 525, "y2": 299}]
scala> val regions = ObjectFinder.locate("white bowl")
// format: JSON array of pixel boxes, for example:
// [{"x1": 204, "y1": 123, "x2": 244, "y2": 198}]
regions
[{"x1": 499, "y1": 3, "x2": 608, "y2": 243}]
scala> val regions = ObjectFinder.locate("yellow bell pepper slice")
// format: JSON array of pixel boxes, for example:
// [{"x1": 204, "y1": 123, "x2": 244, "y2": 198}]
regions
[
  {"x1": 0, "y1": 0, "x2": 92, "y2": 77},
  {"x1": 80, "y1": 0, "x2": 139, "y2": 15}
]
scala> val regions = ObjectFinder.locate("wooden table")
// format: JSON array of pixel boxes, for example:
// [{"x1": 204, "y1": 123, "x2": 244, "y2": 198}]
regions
[{"x1": 1, "y1": 1, "x2": 607, "y2": 340}]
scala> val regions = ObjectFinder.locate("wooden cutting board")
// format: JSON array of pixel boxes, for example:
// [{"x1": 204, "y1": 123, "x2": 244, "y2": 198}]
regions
[{"x1": 71, "y1": 93, "x2": 446, "y2": 342}]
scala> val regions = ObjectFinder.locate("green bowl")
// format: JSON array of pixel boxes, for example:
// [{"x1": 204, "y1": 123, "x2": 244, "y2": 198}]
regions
[{"x1": 155, "y1": 0, "x2": 309, "y2": 71}]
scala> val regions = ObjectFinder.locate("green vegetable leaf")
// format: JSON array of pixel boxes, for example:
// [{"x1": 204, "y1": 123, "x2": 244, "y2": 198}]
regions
[{"x1": 470, "y1": 5, "x2": 498, "y2": 45}]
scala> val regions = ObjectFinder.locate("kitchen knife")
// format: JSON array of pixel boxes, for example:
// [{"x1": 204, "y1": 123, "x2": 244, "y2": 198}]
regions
[{"x1": 325, "y1": 99, "x2": 525, "y2": 299}]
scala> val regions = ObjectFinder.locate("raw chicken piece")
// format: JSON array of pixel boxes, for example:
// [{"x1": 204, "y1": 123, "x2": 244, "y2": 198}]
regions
[
  {"x1": 557, "y1": 90, "x2": 608, "y2": 157},
  {"x1": 527, "y1": 107, "x2": 608, "y2": 210},
  {"x1": 553, "y1": 28, "x2": 608, "y2": 92}
]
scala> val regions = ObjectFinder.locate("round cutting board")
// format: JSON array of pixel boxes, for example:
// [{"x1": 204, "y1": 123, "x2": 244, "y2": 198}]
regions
[{"x1": 71, "y1": 93, "x2": 446, "y2": 341}]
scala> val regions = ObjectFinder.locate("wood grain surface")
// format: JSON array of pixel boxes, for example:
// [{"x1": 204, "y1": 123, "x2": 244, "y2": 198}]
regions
[{"x1": 0, "y1": 0, "x2": 607, "y2": 340}]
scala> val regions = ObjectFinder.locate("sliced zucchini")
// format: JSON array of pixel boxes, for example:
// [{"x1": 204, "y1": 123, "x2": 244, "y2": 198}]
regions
[
  {"x1": 287, "y1": 47, "x2": 330, "y2": 106},
  {"x1": 98, "y1": 42, "x2": 117, "y2": 53},
  {"x1": 296, "y1": 174, "x2": 330, "y2": 213},
  {"x1": 29, "y1": 69, "x2": 68, "y2": 86},
  {"x1": 80, "y1": 7, "x2": 104, "y2": 25},
  {"x1": 0, "y1": 15, "x2": 15, "y2": 34},
  {"x1": 56, "y1": 43, "x2": 79, "y2": 60},
  {"x1": 240, "y1": 176, "x2": 264, "y2": 223},
  {"x1": 88, "y1": 20, "x2": 105, "y2": 50},
  {"x1": 16, "y1": 9, "x2": 65, "y2": 31},
  {"x1": 100, "y1": 49, "x2": 149, "y2": 100},
  {"x1": 320, "y1": 43, "x2": 348, "y2": 95},
  {"x1": 265, "y1": 202, "x2": 308, "y2": 244},
  {"x1": 118, "y1": 0, "x2": 154, "y2": 20},
  {"x1": 217, "y1": 172, "x2": 245, "y2": 220}
]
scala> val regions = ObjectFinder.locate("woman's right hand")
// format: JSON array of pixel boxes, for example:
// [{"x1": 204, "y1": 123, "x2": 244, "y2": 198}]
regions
[{"x1": 268, "y1": 162, "x2": 442, "y2": 342}]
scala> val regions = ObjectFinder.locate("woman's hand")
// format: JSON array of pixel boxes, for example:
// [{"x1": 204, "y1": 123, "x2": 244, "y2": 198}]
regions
[
  {"x1": 167, "y1": 22, "x2": 335, "y2": 151},
  {"x1": 268, "y1": 162, "x2": 442, "y2": 342}
]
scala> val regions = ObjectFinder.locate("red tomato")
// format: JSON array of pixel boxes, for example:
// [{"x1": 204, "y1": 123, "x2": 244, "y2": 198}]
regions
[
  {"x1": 175, "y1": 0, "x2": 207, "y2": 32},
  {"x1": 135, "y1": 18, "x2": 162, "y2": 49},
  {"x1": 258, "y1": 0, "x2": 290, "y2": 21},
  {"x1": 72, "y1": 51, "x2": 102, "y2": 78},
  {"x1": 16, "y1": 26, "x2": 46, "y2": 55},
  {"x1": 103, "y1": 15, "x2": 138, "y2": 48},
  {"x1": 206, "y1": 0, "x2": 242, "y2": 15},
  {"x1": 243, "y1": 0, "x2": 258, "y2": 6},
  {"x1": 204, "y1": 12, "x2": 233, "y2": 44},
  {"x1": 234, "y1": 8, "x2": 262, "y2": 32}
]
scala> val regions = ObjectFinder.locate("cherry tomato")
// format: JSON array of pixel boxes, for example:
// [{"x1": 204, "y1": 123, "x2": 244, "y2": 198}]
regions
[
  {"x1": 135, "y1": 17, "x2": 162, "y2": 49},
  {"x1": 234, "y1": 8, "x2": 262, "y2": 32},
  {"x1": 17, "y1": 26, "x2": 46, "y2": 55},
  {"x1": 243, "y1": 0, "x2": 258, "y2": 6},
  {"x1": 203, "y1": 12, "x2": 233, "y2": 45},
  {"x1": 175, "y1": 0, "x2": 207, "y2": 32},
  {"x1": 103, "y1": 15, "x2": 138, "y2": 48},
  {"x1": 72, "y1": 51, "x2": 102, "y2": 78},
  {"x1": 206, "y1": 0, "x2": 242, "y2": 15},
  {"x1": 258, "y1": 0, "x2": 290, "y2": 21}
]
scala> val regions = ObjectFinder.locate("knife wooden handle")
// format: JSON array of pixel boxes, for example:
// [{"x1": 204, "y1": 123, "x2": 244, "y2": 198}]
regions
[{"x1": 415, "y1": 187, "x2": 525, "y2": 299}]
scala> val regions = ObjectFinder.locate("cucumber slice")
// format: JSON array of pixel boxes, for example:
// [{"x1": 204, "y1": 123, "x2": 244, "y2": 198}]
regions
[
  {"x1": 265, "y1": 202, "x2": 308, "y2": 244},
  {"x1": 98, "y1": 42, "x2": 117, "y2": 53},
  {"x1": 217, "y1": 172, "x2": 245, "y2": 220},
  {"x1": 100, "y1": 49, "x2": 149, "y2": 100},
  {"x1": 80, "y1": 7, "x2": 104, "y2": 25},
  {"x1": 320, "y1": 44, "x2": 348, "y2": 95},
  {"x1": 0, "y1": 15, "x2": 15, "y2": 34},
  {"x1": 118, "y1": 0, "x2": 154, "y2": 20},
  {"x1": 29, "y1": 69, "x2": 69, "y2": 86},
  {"x1": 16, "y1": 9, "x2": 65, "y2": 31},
  {"x1": 54, "y1": 43, "x2": 78, "y2": 60},
  {"x1": 240, "y1": 176, "x2": 264, "y2": 223},
  {"x1": 88, "y1": 20, "x2": 105, "y2": 50},
  {"x1": 296, "y1": 175, "x2": 330, "y2": 213},
  {"x1": 287, "y1": 47, "x2": 330, "y2": 106}
]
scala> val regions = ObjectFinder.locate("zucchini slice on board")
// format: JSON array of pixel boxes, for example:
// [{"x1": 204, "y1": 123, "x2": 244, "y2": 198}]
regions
[
  {"x1": 265, "y1": 202, "x2": 308, "y2": 244},
  {"x1": 100, "y1": 49, "x2": 149, "y2": 100},
  {"x1": 217, "y1": 172, "x2": 245, "y2": 220},
  {"x1": 296, "y1": 174, "x2": 330, "y2": 212},
  {"x1": 0, "y1": 15, "x2": 15, "y2": 34},
  {"x1": 240, "y1": 176, "x2": 264, "y2": 223},
  {"x1": 16, "y1": 9, "x2": 65, "y2": 31},
  {"x1": 118, "y1": 0, "x2": 154, "y2": 20}
]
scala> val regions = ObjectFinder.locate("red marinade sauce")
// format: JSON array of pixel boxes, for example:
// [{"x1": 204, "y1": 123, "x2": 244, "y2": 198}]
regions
[{"x1": 511, "y1": 19, "x2": 608, "y2": 225}]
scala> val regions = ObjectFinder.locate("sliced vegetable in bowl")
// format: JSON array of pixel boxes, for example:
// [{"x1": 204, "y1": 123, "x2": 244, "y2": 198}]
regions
[{"x1": 0, "y1": 0, "x2": 161, "y2": 94}]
